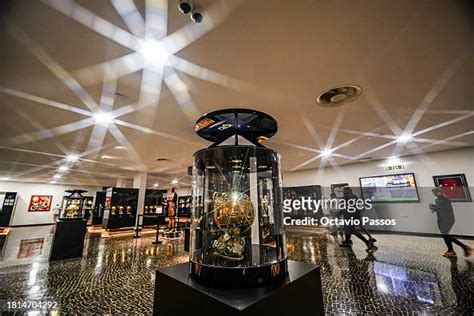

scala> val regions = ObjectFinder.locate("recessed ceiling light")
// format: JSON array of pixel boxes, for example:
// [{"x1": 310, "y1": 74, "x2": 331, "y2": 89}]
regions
[
  {"x1": 140, "y1": 41, "x2": 170, "y2": 65},
  {"x1": 66, "y1": 154, "x2": 79, "y2": 162},
  {"x1": 321, "y1": 149, "x2": 332, "y2": 158},
  {"x1": 53, "y1": 174, "x2": 62, "y2": 179},
  {"x1": 0, "y1": 177, "x2": 11, "y2": 181},
  {"x1": 396, "y1": 134, "x2": 412, "y2": 143},
  {"x1": 172, "y1": 179, "x2": 178, "y2": 184},
  {"x1": 58, "y1": 166, "x2": 69, "y2": 172},
  {"x1": 49, "y1": 181, "x2": 57, "y2": 184},
  {"x1": 101, "y1": 155, "x2": 115, "y2": 159},
  {"x1": 316, "y1": 85, "x2": 362, "y2": 108},
  {"x1": 388, "y1": 156, "x2": 399, "y2": 160},
  {"x1": 153, "y1": 183, "x2": 159, "y2": 187},
  {"x1": 114, "y1": 146, "x2": 126, "y2": 150},
  {"x1": 94, "y1": 111, "x2": 113, "y2": 126}
]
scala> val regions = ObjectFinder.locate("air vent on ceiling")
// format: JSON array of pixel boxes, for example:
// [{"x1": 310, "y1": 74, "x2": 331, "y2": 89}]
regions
[
  {"x1": 156, "y1": 158, "x2": 171, "y2": 162},
  {"x1": 316, "y1": 85, "x2": 361, "y2": 107}
]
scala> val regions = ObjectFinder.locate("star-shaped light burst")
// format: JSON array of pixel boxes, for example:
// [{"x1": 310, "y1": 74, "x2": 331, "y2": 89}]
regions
[{"x1": 0, "y1": 0, "x2": 241, "y2": 184}]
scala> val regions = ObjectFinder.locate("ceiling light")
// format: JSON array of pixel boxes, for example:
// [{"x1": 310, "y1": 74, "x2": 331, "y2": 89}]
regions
[
  {"x1": 316, "y1": 85, "x2": 362, "y2": 108},
  {"x1": 396, "y1": 134, "x2": 412, "y2": 143},
  {"x1": 321, "y1": 149, "x2": 332, "y2": 158},
  {"x1": 94, "y1": 111, "x2": 113, "y2": 126},
  {"x1": 172, "y1": 179, "x2": 178, "y2": 184},
  {"x1": 0, "y1": 177, "x2": 11, "y2": 181},
  {"x1": 388, "y1": 156, "x2": 399, "y2": 160},
  {"x1": 153, "y1": 183, "x2": 159, "y2": 187},
  {"x1": 49, "y1": 180, "x2": 57, "y2": 184},
  {"x1": 140, "y1": 41, "x2": 170, "y2": 65},
  {"x1": 58, "y1": 166, "x2": 69, "y2": 172},
  {"x1": 114, "y1": 146, "x2": 126, "y2": 150},
  {"x1": 53, "y1": 174, "x2": 62, "y2": 179},
  {"x1": 66, "y1": 154, "x2": 79, "y2": 162},
  {"x1": 101, "y1": 155, "x2": 115, "y2": 159}
]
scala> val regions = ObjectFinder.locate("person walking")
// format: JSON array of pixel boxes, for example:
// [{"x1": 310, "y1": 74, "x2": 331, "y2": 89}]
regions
[
  {"x1": 430, "y1": 187, "x2": 472, "y2": 258},
  {"x1": 339, "y1": 187, "x2": 377, "y2": 252}
]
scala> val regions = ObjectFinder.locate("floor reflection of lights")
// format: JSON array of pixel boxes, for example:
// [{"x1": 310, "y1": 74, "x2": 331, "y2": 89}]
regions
[{"x1": 0, "y1": 227, "x2": 472, "y2": 314}]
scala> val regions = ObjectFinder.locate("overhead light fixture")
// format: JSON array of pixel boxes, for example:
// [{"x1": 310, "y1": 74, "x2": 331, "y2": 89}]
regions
[
  {"x1": 388, "y1": 156, "x2": 399, "y2": 160},
  {"x1": 101, "y1": 155, "x2": 115, "y2": 159},
  {"x1": 178, "y1": 0, "x2": 192, "y2": 14},
  {"x1": 321, "y1": 149, "x2": 332, "y2": 158},
  {"x1": 153, "y1": 183, "x2": 159, "y2": 187},
  {"x1": 49, "y1": 180, "x2": 57, "y2": 184},
  {"x1": 53, "y1": 174, "x2": 62, "y2": 179},
  {"x1": 316, "y1": 85, "x2": 362, "y2": 108},
  {"x1": 66, "y1": 154, "x2": 79, "y2": 162},
  {"x1": 114, "y1": 146, "x2": 126, "y2": 150},
  {"x1": 396, "y1": 134, "x2": 412, "y2": 143},
  {"x1": 140, "y1": 40, "x2": 170, "y2": 65},
  {"x1": 0, "y1": 177, "x2": 11, "y2": 181},
  {"x1": 190, "y1": 9, "x2": 203, "y2": 23},
  {"x1": 172, "y1": 179, "x2": 178, "y2": 184},
  {"x1": 93, "y1": 111, "x2": 113, "y2": 126},
  {"x1": 58, "y1": 166, "x2": 69, "y2": 172}
]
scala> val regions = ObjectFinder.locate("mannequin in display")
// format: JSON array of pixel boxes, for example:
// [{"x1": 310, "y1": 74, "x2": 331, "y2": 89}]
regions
[{"x1": 164, "y1": 187, "x2": 180, "y2": 238}]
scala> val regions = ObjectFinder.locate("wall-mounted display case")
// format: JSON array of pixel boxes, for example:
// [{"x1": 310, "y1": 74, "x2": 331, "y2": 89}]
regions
[{"x1": 102, "y1": 187, "x2": 139, "y2": 229}]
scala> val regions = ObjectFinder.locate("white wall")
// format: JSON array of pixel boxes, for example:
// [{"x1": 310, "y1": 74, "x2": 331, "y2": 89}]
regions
[
  {"x1": 282, "y1": 147, "x2": 474, "y2": 236},
  {"x1": 0, "y1": 181, "x2": 101, "y2": 226}
]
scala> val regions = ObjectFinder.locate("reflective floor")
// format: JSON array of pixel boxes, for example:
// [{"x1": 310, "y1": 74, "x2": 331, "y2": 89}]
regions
[{"x1": 0, "y1": 226, "x2": 472, "y2": 315}]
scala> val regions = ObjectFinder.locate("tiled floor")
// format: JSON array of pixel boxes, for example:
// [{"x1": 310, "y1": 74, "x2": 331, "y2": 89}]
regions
[{"x1": 0, "y1": 226, "x2": 473, "y2": 315}]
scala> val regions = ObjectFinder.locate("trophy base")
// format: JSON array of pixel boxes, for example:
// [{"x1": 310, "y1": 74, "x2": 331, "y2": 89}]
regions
[{"x1": 189, "y1": 258, "x2": 288, "y2": 288}]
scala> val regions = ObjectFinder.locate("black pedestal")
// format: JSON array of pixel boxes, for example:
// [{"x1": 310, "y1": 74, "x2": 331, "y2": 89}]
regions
[
  {"x1": 49, "y1": 219, "x2": 87, "y2": 261},
  {"x1": 153, "y1": 260, "x2": 324, "y2": 315}
]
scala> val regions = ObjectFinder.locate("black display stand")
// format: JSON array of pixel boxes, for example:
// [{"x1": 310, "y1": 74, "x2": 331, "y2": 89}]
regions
[
  {"x1": 153, "y1": 260, "x2": 324, "y2": 315},
  {"x1": 49, "y1": 219, "x2": 87, "y2": 261}
]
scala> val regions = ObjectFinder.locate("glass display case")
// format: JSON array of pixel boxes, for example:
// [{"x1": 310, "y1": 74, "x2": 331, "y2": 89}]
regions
[
  {"x1": 92, "y1": 191, "x2": 106, "y2": 225},
  {"x1": 143, "y1": 189, "x2": 167, "y2": 226},
  {"x1": 101, "y1": 188, "x2": 139, "y2": 229},
  {"x1": 60, "y1": 190, "x2": 88, "y2": 219},
  {"x1": 189, "y1": 109, "x2": 288, "y2": 288},
  {"x1": 178, "y1": 195, "x2": 192, "y2": 217}
]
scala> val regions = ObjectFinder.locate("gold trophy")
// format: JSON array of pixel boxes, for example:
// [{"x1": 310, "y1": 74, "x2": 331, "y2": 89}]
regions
[
  {"x1": 126, "y1": 206, "x2": 132, "y2": 215},
  {"x1": 212, "y1": 191, "x2": 255, "y2": 261},
  {"x1": 111, "y1": 206, "x2": 116, "y2": 216},
  {"x1": 119, "y1": 206, "x2": 124, "y2": 215}
]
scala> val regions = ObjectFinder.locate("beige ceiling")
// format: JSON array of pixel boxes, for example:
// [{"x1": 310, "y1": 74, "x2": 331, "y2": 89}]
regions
[{"x1": 0, "y1": 0, "x2": 472, "y2": 188}]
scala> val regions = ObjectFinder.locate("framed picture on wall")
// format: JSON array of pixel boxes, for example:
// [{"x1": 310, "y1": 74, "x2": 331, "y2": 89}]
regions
[
  {"x1": 17, "y1": 238, "x2": 45, "y2": 258},
  {"x1": 433, "y1": 174, "x2": 471, "y2": 202},
  {"x1": 330, "y1": 183, "x2": 349, "y2": 198},
  {"x1": 28, "y1": 195, "x2": 53, "y2": 212}
]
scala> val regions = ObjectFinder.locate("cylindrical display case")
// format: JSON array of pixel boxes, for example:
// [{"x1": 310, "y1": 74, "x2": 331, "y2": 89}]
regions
[{"x1": 189, "y1": 109, "x2": 288, "y2": 288}]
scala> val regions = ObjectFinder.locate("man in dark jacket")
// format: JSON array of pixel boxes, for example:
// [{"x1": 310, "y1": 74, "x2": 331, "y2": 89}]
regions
[{"x1": 430, "y1": 188, "x2": 472, "y2": 258}]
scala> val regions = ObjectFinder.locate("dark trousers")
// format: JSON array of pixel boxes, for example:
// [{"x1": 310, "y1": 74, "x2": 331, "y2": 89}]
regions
[
  {"x1": 345, "y1": 226, "x2": 369, "y2": 245},
  {"x1": 442, "y1": 235, "x2": 467, "y2": 252},
  {"x1": 439, "y1": 221, "x2": 466, "y2": 251}
]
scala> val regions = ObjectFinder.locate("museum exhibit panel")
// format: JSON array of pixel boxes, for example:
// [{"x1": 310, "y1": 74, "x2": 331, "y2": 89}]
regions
[
  {"x1": 177, "y1": 195, "x2": 192, "y2": 217},
  {"x1": 92, "y1": 191, "x2": 106, "y2": 225},
  {"x1": 101, "y1": 187, "x2": 139, "y2": 230},
  {"x1": 0, "y1": 192, "x2": 18, "y2": 227},
  {"x1": 189, "y1": 109, "x2": 289, "y2": 287}
]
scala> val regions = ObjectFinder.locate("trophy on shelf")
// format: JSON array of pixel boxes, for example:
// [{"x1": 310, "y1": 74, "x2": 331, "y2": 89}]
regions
[
  {"x1": 126, "y1": 206, "x2": 132, "y2": 215},
  {"x1": 189, "y1": 108, "x2": 288, "y2": 288},
  {"x1": 118, "y1": 206, "x2": 124, "y2": 215},
  {"x1": 111, "y1": 206, "x2": 116, "y2": 216}
]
